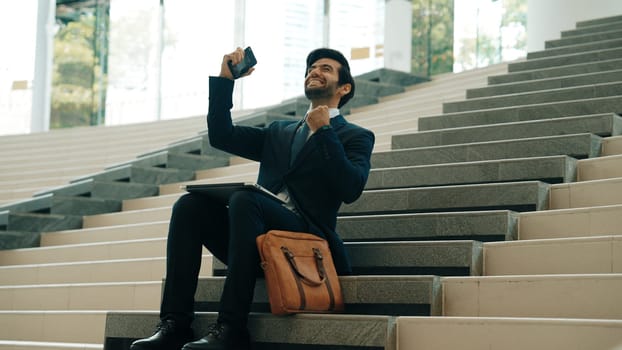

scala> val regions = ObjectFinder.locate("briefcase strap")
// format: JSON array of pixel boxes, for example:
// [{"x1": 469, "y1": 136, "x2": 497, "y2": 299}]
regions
[{"x1": 281, "y1": 246, "x2": 336, "y2": 311}]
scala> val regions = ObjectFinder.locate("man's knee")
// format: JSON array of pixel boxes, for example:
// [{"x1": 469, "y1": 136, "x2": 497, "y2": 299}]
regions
[
  {"x1": 171, "y1": 193, "x2": 220, "y2": 223},
  {"x1": 173, "y1": 193, "x2": 196, "y2": 208},
  {"x1": 228, "y1": 191, "x2": 260, "y2": 213}
]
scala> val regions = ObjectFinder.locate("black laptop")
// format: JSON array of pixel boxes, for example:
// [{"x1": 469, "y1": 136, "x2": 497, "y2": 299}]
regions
[{"x1": 181, "y1": 182, "x2": 285, "y2": 204}]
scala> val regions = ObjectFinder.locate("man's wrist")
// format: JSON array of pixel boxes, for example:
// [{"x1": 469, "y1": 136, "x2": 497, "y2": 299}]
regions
[{"x1": 317, "y1": 125, "x2": 332, "y2": 132}]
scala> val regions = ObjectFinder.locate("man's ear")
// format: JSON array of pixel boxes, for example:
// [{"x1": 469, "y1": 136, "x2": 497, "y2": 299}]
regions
[{"x1": 338, "y1": 83, "x2": 352, "y2": 96}]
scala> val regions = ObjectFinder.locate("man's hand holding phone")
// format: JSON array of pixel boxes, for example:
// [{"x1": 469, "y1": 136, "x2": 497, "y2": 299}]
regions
[{"x1": 221, "y1": 47, "x2": 257, "y2": 80}]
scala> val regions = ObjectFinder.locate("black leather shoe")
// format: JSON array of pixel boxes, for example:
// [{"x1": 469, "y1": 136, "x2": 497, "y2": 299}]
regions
[
  {"x1": 130, "y1": 319, "x2": 195, "y2": 350},
  {"x1": 182, "y1": 323, "x2": 250, "y2": 350}
]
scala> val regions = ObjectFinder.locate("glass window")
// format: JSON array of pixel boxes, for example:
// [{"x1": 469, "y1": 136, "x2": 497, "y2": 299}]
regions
[
  {"x1": 412, "y1": 0, "x2": 455, "y2": 76},
  {"x1": 329, "y1": 0, "x2": 385, "y2": 75},
  {"x1": 51, "y1": 0, "x2": 109, "y2": 128},
  {"x1": 453, "y1": 0, "x2": 527, "y2": 72},
  {"x1": 0, "y1": 1, "x2": 38, "y2": 135}
]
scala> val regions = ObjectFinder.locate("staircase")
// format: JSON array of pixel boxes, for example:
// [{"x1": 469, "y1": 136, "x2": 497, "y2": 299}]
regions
[{"x1": 1, "y1": 13, "x2": 622, "y2": 350}]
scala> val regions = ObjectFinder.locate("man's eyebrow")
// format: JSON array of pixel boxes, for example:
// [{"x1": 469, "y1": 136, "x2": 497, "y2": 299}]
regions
[{"x1": 308, "y1": 63, "x2": 335, "y2": 70}]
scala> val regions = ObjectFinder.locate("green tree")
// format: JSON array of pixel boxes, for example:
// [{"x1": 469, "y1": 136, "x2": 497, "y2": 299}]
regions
[
  {"x1": 454, "y1": 0, "x2": 526, "y2": 71},
  {"x1": 51, "y1": 2, "x2": 109, "y2": 129},
  {"x1": 411, "y1": 0, "x2": 455, "y2": 77}
]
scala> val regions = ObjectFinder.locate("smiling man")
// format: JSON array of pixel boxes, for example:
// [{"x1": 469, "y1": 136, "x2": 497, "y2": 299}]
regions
[{"x1": 130, "y1": 48, "x2": 375, "y2": 350}]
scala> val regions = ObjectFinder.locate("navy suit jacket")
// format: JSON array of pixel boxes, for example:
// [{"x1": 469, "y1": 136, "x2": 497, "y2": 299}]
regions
[{"x1": 207, "y1": 76, "x2": 375, "y2": 274}]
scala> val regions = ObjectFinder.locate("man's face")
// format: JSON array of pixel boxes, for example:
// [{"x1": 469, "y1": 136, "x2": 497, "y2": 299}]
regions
[{"x1": 304, "y1": 58, "x2": 342, "y2": 101}]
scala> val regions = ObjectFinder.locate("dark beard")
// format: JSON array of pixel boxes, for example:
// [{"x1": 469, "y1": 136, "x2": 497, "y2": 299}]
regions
[{"x1": 304, "y1": 85, "x2": 335, "y2": 101}]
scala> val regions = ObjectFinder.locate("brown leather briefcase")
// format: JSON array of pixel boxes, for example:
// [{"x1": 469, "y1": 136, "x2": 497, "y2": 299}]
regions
[{"x1": 256, "y1": 230, "x2": 344, "y2": 315}]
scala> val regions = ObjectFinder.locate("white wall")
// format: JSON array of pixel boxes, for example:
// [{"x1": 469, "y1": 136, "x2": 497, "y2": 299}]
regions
[
  {"x1": 527, "y1": 0, "x2": 622, "y2": 52},
  {"x1": 384, "y1": 0, "x2": 412, "y2": 72}
]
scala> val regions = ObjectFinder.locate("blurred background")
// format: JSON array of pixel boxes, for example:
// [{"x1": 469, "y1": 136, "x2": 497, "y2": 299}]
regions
[{"x1": 0, "y1": 0, "x2": 615, "y2": 136}]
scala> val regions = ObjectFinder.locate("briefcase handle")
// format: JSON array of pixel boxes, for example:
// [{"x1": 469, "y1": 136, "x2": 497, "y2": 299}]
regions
[{"x1": 281, "y1": 246, "x2": 327, "y2": 286}]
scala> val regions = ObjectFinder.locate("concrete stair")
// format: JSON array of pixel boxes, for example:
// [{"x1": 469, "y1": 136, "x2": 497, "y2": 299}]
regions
[
  {"x1": 483, "y1": 235, "x2": 622, "y2": 276},
  {"x1": 443, "y1": 81, "x2": 622, "y2": 113},
  {"x1": 194, "y1": 275, "x2": 441, "y2": 316},
  {"x1": 392, "y1": 113, "x2": 621, "y2": 148},
  {"x1": 442, "y1": 274, "x2": 622, "y2": 319},
  {"x1": 0, "y1": 341, "x2": 102, "y2": 350},
  {"x1": 2, "y1": 14, "x2": 622, "y2": 350},
  {"x1": 577, "y1": 154, "x2": 622, "y2": 181},
  {"x1": 468, "y1": 70, "x2": 622, "y2": 98},
  {"x1": 0, "y1": 311, "x2": 107, "y2": 344},
  {"x1": 519, "y1": 204, "x2": 622, "y2": 240},
  {"x1": 0, "y1": 281, "x2": 162, "y2": 311},
  {"x1": 488, "y1": 57, "x2": 622, "y2": 85},
  {"x1": 419, "y1": 96, "x2": 622, "y2": 130},
  {"x1": 104, "y1": 312, "x2": 398, "y2": 350},
  {"x1": 397, "y1": 317, "x2": 622, "y2": 350},
  {"x1": 528, "y1": 38, "x2": 622, "y2": 59},
  {"x1": 374, "y1": 133, "x2": 601, "y2": 168},
  {"x1": 213, "y1": 240, "x2": 483, "y2": 277}
]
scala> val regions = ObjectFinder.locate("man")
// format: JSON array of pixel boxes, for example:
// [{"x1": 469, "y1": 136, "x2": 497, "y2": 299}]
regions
[{"x1": 130, "y1": 47, "x2": 375, "y2": 350}]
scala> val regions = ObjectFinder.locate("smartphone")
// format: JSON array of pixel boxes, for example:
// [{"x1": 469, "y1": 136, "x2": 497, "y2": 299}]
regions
[{"x1": 227, "y1": 47, "x2": 257, "y2": 79}]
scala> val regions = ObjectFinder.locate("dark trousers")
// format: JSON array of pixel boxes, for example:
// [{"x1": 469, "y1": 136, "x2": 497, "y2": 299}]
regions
[{"x1": 159, "y1": 190, "x2": 308, "y2": 330}]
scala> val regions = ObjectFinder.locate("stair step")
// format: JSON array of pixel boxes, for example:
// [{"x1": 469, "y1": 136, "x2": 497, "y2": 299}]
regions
[
  {"x1": 130, "y1": 159, "x2": 573, "y2": 215},
  {"x1": 368, "y1": 156, "x2": 576, "y2": 188},
  {"x1": 0, "y1": 311, "x2": 107, "y2": 344},
  {"x1": 36, "y1": 179, "x2": 159, "y2": 202},
  {"x1": 529, "y1": 38, "x2": 622, "y2": 59},
  {"x1": 550, "y1": 177, "x2": 622, "y2": 209},
  {"x1": 418, "y1": 96, "x2": 622, "y2": 131},
  {"x1": 40, "y1": 221, "x2": 168, "y2": 246},
  {"x1": 1, "y1": 194, "x2": 120, "y2": 218},
  {"x1": 442, "y1": 274, "x2": 622, "y2": 319},
  {"x1": 71, "y1": 164, "x2": 195, "y2": 186},
  {"x1": 375, "y1": 133, "x2": 600, "y2": 168},
  {"x1": 0, "y1": 231, "x2": 40, "y2": 250},
  {"x1": 83, "y1": 207, "x2": 172, "y2": 228},
  {"x1": 443, "y1": 81, "x2": 622, "y2": 113},
  {"x1": 0, "y1": 238, "x2": 187, "y2": 265},
  {"x1": 576, "y1": 14, "x2": 622, "y2": 28},
  {"x1": 0, "y1": 282, "x2": 161, "y2": 311},
  {"x1": 47, "y1": 210, "x2": 516, "y2": 248},
  {"x1": 7, "y1": 212, "x2": 82, "y2": 234},
  {"x1": 468, "y1": 69, "x2": 622, "y2": 98},
  {"x1": 122, "y1": 194, "x2": 180, "y2": 211},
  {"x1": 518, "y1": 204, "x2": 622, "y2": 240},
  {"x1": 545, "y1": 29, "x2": 622, "y2": 49},
  {"x1": 214, "y1": 240, "x2": 482, "y2": 277},
  {"x1": 87, "y1": 181, "x2": 543, "y2": 228},
  {"x1": 488, "y1": 58, "x2": 622, "y2": 85},
  {"x1": 483, "y1": 235, "x2": 622, "y2": 275},
  {"x1": 577, "y1": 154, "x2": 622, "y2": 181},
  {"x1": 108, "y1": 150, "x2": 228, "y2": 173},
  {"x1": 508, "y1": 47, "x2": 622, "y2": 73},
  {"x1": 562, "y1": 20, "x2": 622, "y2": 37},
  {"x1": 195, "y1": 275, "x2": 441, "y2": 316},
  {"x1": 603, "y1": 135, "x2": 622, "y2": 156},
  {"x1": 0, "y1": 341, "x2": 102, "y2": 350},
  {"x1": 393, "y1": 113, "x2": 620, "y2": 148},
  {"x1": 337, "y1": 211, "x2": 517, "y2": 242},
  {"x1": 397, "y1": 317, "x2": 622, "y2": 350},
  {"x1": 104, "y1": 311, "x2": 395, "y2": 350},
  {"x1": 0, "y1": 256, "x2": 211, "y2": 285},
  {"x1": 341, "y1": 181, "x2": 549, "y2": 215}
]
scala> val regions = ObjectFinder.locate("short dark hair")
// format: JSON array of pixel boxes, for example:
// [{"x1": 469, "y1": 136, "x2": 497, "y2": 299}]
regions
[{"x1": 305, "y1": 48, "x2": 355, "y2": 108}]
